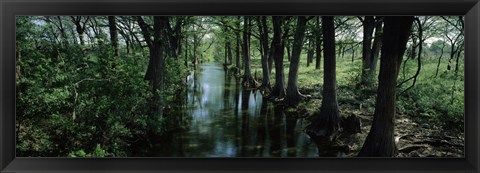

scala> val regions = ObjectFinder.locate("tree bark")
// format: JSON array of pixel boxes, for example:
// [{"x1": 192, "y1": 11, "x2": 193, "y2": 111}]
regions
[
  {"x1": 258, "y1": 16, "x2": 271, "y2": 93},
  {"x1": 307, "y1": 37, "x2": 314, "y2": 67},
  {"x1": 306, "y1": 16, "x2": 340, "y2": 140},
  {"x1": 235, "y1": 16, "x2": 242, "y2": 72},
  {"x1": 137, "y1": 16, "x2": 165, "y2": 92},
  {"x1": 285, "y1": 16, "x2": 308, "y2": 107},
  {"x1": 137, "y1": 17, "x2": 154, "y2": 81},
  {"x1": 241, "y1": 16, "x2": 258, "y2": 88},
  {"x1": 358, "y1": 16, "x2": 414, "y2": 157},
  {"x1": 224, "y1": 41, "x2": 229, "y2": 67},
  {"x1": 360, "y1": 16, "x2": 375, "y2": 86},
  {"x1": 267, "y1": 16, "x2": 286, "y2": 100},
  {"x1": 268, "y1": 40, "x2": 275, "y2": 75},
  {"x1": 227, "y1": 41, "x2": 233, "y2": 65},
  {"x1": 286, "y1": 40, "x2": 292, "y2": 62},
  {"x1": 434, "y1": 41, "x2": 445, "y2": 77},
  {"x1": 184, "y1": 34, "x2": 189, "y2": 67},
  {"x1": 16, "y1": 42, "x2": 21, "y2": 82},
  {"x1": 315, "y1": 16, "x2": 322, "y2": 70},
  {"x1": 369, "y1": 17, "x2": 383, "y2": 77},
  {"x1": 193, "y1": 35, "x2": 198, "y2": 69},
  {"x1": 108, "y1": 16, "x2": 119, "y2": 56},
  {"x1": 164, "y1": 17, "x2": 183, "y2": 59}
]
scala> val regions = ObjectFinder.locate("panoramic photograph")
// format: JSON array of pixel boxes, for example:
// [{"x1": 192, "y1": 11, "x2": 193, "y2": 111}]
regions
[{"x1": 15, "y1": 16, "x2": 464, "y2": 157}]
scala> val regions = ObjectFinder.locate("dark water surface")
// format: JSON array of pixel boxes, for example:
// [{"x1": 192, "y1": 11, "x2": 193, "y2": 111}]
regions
[{"x1": 136, "y1": 64, "x2": 318, "y2": 157}]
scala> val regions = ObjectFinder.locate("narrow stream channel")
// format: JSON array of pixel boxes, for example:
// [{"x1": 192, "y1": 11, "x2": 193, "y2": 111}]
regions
[{"x1": 136, "y1": 64, "x2": 318, "y2": 157}]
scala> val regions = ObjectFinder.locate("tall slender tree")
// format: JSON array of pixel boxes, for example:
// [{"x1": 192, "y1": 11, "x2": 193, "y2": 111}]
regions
[
  {"x1": 315, "y1": 16, "x2": 322, "y2": 70},
  {"x1": 358, "y1": 16, "x2": 414, "y2": 157},
  {"x1": 360, "y1": 16, "x2": 376, "y2": 86},
  {"x1": 242, "y1": 16, "x2": 258, "y2": 88},
  {"x1": 306, "y1": 16, "x2": 340, "y2": 140},
  {"x1": 267, "y1": 16, "x2": 286, "y2": 100},
  {"x1": 285, "y1": 16, "x2": 308, "y2": 107},
  {"x1": 258, "y1": 16, "x2": 271, "y2": 93},
  {"x1": 369, "y1": 17, "x2": 384, "y2": 77},
  {"x1": 108, "y1": 16, "x2": 119, "y2": 56},
  {"x1": 235, "y1": 16, "x2": 242, "y2": 71},
  {"x1": 137, "y1": 16, "x2": 165, "y2": 95}
]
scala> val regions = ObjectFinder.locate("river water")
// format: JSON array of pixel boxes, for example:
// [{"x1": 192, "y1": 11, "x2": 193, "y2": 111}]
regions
[{"x1": 136, "y1": 64, "x2": 318, "y2": 157}]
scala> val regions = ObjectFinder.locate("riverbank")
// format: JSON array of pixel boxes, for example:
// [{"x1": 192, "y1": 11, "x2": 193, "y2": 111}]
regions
[{"x1": 230, "y1": 55, "x2": 465, "y2": 157}]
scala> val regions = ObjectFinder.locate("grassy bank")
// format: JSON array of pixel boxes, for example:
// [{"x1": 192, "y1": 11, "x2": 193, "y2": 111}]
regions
[{"x1": 239, "y1": 53, "x2": 464, "y2": 132}]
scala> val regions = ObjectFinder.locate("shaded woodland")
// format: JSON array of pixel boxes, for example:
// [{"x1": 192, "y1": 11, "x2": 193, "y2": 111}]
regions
[{"x1": 16, "y1": 16, "x2": 464, "y2": 157}]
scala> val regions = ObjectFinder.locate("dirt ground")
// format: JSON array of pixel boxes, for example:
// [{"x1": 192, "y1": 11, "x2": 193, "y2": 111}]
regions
[{"x1": 296, "y1": 95, "x2": 465, "y2": 158}]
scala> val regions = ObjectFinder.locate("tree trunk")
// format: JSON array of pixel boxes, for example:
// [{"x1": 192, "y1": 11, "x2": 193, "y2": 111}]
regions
[
  {"x1": 184, "y1": 34, "x2": 189, "y2": 67},
  {"x1": 235, "y1": 33, "x2": 241, "y2": 72},
  {"x1": 267, "y1": 16, "x2": 286, "y2": 100},
  {"x1": 193, "y1": 35, "x2": 198, "y2": 70},
  {"x1": 306, "y1": 16, "x2": 340, "y2": 140},
  {"x1": 351, "y1": 43, "x2": 355, "y2": 62},
  {"x1": 108, "y1": 16, "x2": 119, "y2": 56},
  {"x1": 369, "y1": 17, "x2": 383, "y2": 77},
  {"x1": 286, "y1": 40, "x2": 292, "y2": 62},
  {"x1": 236, "y1": 16, "x2": 242, "y2": 70},
  {"x1": 137, "y1": 16, "x2": 154, "y2": 81},
  {"x1": 434, "y1": 41, "x2": 445, "y2": 77},
  {"x1": 152, "y1": 17, "x2": 166, "y2": 118},
  {"x1": 71, "y1": 16, "x2": 87, "y2": 46},
  {"x1": 227, "y1": 41, "x2": 233, "y2": 65},
  {"x1": 268, "y1": 40, "x2": 275, "y2": 75},
  {"x1": 360, "y1": 16, "x2": 375, "y2": 86},
  {"x1": 337, "y1": 43, "x2": 342, "y2": 58},
  {"x1": 16, "y1": 42, "x2": 21, "y2": 82},
  {"x1": 137, "y1": 16, "x2": 165, "y2": 93},
  {"x1": 224, "y1": 41, "x2": 229, "y2": 67},
  {"x1": 259, "y1": 16, "x2": 271, "y2": 93},
  {"x1": 315, "y1": 16, "x2": 322, "y2": 70},
  {"x1": 285, "y1": 16, "x2": 308, "y2": 107},
  {"x1": 242, "y1": 16, "x2": 257, "y2": 88},
  {"x1": 307, "y1": 37, "x2": 314, "y2": 67},
  {"x1": 164, "y1": 17, "x2": 182, "y2": 59},
  {"x1": 358, "y1": 16, "x2": 414, "y2": 157}
]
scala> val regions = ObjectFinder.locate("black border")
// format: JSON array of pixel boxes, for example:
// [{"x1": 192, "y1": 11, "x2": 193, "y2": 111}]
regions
[{"x1": 1, "y1": 0, "x2": 479, "y2": 172}]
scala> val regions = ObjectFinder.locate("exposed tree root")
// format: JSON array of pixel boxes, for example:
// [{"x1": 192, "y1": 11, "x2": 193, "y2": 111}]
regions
[
  {"x1": 267, "y1": 84, "x2": 285, "y2": 100},
  {"x1": 242, "y1": 76, "x2": 260, "y2": 89},
  {"x1": 284, "y1": 90, "x2": 309, "y2": 108}
]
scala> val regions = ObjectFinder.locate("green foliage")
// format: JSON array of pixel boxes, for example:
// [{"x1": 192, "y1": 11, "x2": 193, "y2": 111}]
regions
[
  {"x1": 16, "y1": 15, "x2": 193, "y2": 156},
  {"x1": 396, "y1": 58, "x2": 464, "y2": 131},
  {"x1": 16, "y1": 31, "x2": 155, "y2": 156},
  {"x1": 68, "y1": 144, "x2": 110, "y2": 157}
]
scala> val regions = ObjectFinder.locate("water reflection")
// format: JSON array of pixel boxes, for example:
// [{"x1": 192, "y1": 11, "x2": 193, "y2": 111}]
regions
[{"x1": 139, "y1": 64, "x2": 318, "y2": 157}]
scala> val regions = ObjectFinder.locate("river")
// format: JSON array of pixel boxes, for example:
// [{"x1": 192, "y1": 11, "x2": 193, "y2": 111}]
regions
[{"x1": 135, "y1": 64, "x2": 318, "y2": 157}]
